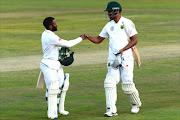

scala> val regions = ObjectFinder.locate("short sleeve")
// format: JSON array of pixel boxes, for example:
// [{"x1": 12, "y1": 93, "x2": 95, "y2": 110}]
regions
[
  {"x1": 99, "y1": 26, "x2": 109, "y2": 38},
  {"x1": 126, "y1": 20, "x2": 138, "y2": 37}
]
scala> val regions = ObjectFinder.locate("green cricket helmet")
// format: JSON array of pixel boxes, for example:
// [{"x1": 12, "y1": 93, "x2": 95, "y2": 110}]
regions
[
  {"x1": 105, "y1": 1, "x2": 122, "y2": 12},
  {"x1": 58, "y1": 47, "x2": 74, "y2": 66}
]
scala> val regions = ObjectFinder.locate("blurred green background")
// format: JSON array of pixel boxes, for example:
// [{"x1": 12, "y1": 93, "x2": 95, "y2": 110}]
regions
[{"x1": 0, "y1": 0, "x2": 180, "y2": 120}]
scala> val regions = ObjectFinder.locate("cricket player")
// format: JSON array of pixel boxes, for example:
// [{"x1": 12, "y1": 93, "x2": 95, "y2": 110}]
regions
[
  {"x1": 85, "y1": 1, "x2": 142, "y2": 117},
  {"x1": 40, "y1": 17, "x2": 85, "y2": 119}
]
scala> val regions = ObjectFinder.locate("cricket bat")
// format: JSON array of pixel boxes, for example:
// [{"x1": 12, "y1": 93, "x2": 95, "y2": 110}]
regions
[
  {"x1": 122, "y1": 22, "x2": 141, "y2": 68},
  {"x1": 128, "y1": 38, "x2": 141, "y2": 68},
  {"x1": 36, "y1": 71, "x2": 45, "y2": 88}
]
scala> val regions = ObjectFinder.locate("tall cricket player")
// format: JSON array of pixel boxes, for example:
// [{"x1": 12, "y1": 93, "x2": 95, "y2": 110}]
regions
[
  {"x1": 85, "y1": 1, "x2": 142, "y2": 117},
  {"x1": 40, "y1": 17, "x2": 85, "y2": 119}
]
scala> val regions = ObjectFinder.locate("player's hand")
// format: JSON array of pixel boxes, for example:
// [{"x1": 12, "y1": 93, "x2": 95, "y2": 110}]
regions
[
  {"x1": 84, "y1": 34, "x2": 89, "y2": 39},
  {"x1": 80, "y1": 34, "x2": 86, "y2": 40},
  {"x1": 119, "y1": 49, "x2": 124, "y2": 55}
]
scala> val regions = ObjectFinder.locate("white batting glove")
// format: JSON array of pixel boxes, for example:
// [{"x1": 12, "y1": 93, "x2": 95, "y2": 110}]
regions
[{"x1": 111, "y1": 54, "x2": 122, "y2": 69}]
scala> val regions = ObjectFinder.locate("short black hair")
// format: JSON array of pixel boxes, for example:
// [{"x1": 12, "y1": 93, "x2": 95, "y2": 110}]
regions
[{"x1": 43, "y1": 17, "x2": 54, "y2": 30}]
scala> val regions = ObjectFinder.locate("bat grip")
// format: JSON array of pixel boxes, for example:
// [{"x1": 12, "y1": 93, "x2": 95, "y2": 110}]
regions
[{"x1": 114, "y1": 52, "x2": 121, "y2": 56}]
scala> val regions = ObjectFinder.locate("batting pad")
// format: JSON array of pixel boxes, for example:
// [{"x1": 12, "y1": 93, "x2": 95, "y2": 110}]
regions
[
  {"x1": 48, "y1": 80, "x2": 59, "y2": 118},
  {"x1": 48, "y1": 95, "x2": 58, "y2": 118},
  {"x1": 122, "y1": 82, "x2": 142, "y2": 107},
  {"x1": 62, "y1": 73, "x2": 69, "y2": 92},
  {"x1": 104, "y1": 73, "x2": 117, "y2": 113},
  {"x1": 59, "y1": 73, "x2": 69, "y2": 115},
  {"x1": 104, "y1": 73, "x2": 116, "y2": 88},
  {"x1": 105, "y1": 87, "x2": 117, "y2": 113}
]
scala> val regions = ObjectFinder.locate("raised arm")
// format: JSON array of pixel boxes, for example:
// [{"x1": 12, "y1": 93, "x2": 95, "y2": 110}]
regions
[{"x1": 53, "y1": 35, "x2": 85, "y2": 48}]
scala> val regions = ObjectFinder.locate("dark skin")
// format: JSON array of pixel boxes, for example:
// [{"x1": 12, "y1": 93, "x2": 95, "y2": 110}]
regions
[
  {"x1": 49, "y1": 19, "x2": 85, "y2": 40},
  {"x1": 85, "y1": 10, "x2": 137, "y2": 55},
  {"x1": 49, "y1": 19, "x2": 58, "y2": 31}
]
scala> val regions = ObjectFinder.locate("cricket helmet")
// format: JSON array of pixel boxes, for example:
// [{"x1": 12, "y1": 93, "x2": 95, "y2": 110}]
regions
[
  {"x1": 58, "y1": 47, "x2": 74, "y2": 66},
  {"x1": 105, "y1": 1, "x2": 122, "y2": 12}
]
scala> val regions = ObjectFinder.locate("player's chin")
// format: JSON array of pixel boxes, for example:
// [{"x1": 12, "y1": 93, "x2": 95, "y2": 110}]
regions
[{"x1": 109, "y1": 17, "x2": 114, "y2": 20}]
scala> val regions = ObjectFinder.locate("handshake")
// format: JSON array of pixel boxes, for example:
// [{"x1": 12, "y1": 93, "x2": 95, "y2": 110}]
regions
[{"x1": 80, "y1": 34, "x2": 89, "y2": 40}]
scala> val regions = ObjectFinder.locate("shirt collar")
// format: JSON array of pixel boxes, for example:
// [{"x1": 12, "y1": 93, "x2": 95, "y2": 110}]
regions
[
  {"x1": 112, "y1": 16, "x2": 124, "y2": 24},
  {"x1": 45, "y1": 29, "x2": 53, "y2": 33}
]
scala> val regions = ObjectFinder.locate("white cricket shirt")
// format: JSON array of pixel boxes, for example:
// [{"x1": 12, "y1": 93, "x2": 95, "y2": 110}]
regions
[
  {"x1": 41, "y1": 29, "x2": 82, "y2": 69},
  {"x1": 41, "y1": 30, "x2": 82, "y2": 60},
  {"x1": 99, "y1": 16, "x2": 138, "y2": 61}
]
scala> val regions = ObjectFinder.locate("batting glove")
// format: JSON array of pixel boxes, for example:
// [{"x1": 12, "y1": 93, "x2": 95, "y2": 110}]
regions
[{"x1": 111, "y1": 54, "x2": 122, "y2": 69}]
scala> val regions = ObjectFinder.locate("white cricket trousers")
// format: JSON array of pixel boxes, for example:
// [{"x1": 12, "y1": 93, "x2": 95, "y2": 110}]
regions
[
  {"x1": 40, "y1": 64, "x2": 64, "y2": 97},
  {"x1": 107, "y1": 57, "x2": 134, "y2": 84}
]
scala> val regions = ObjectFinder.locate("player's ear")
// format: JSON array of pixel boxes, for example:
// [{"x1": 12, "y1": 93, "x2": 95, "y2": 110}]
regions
[{"x1": 49, "y1": 25, "x2": 52, "y2": 30}]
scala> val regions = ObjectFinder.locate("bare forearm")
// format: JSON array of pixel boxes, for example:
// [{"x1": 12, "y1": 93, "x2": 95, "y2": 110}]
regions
[
  {"x1": 85, "y1": 34, "x2": 105, "y2": 44},
  {"x1": 119, "y1": 35, "x2": 137, "y2": 54},
  {"x1": 86, "y1": 36, "x2": 100, "y2": 44},
  {"x1": 123, "y1": 38, "x2": 137, "y2": 51}
]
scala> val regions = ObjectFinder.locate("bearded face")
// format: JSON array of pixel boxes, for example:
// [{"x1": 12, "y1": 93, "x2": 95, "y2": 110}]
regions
[
  {"x1": 52, "y1": 25, "x2": 57, "y2": 31},
  {"x1": 51, "y1": 19, "x2": 58, "y2": 31}
]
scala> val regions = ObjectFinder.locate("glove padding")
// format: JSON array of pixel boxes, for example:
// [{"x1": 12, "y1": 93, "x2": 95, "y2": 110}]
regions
[{"x1": 111, "y1": 54, "x2": 122, "y2": 69}]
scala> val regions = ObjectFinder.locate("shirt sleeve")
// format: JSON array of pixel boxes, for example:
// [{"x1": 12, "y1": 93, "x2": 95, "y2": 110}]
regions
[
  {"x1": 126, "y1": 20, "x2": 138, "y2": 37},
  {"x1": 99, "y1": 26, "x2": 109, "y2": 38},
  {"x1": 51, "y1": 35, "x2": 83, "y2": 47}
]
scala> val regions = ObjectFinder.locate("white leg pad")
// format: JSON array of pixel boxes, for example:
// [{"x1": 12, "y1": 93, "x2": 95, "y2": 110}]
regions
[
  {"x1": 48, "y1": 80, "x2": 59, "y2": 119},
  {"x1": 104, "y1": 73, "x2": 117, "y2": 114},
  {"x1": 62, "y1": 73, "x2": 69, "y2": 92},
  {"x1": 59, "y1": 73, "x2": 69, "y2": 115},
  {"x1": 122, "y1": 82, "x2": 142, "y2": 107},
  {"x1": 105, "y1": 87, "x2": 117, "y2": 113},
  {"x1": 48, "y1": 95, "x2": 58, "y2": 119}
]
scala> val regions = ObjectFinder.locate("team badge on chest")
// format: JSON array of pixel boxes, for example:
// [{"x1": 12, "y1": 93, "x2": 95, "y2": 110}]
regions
[
  {"x1": 121, "y1": 25, "x2": 124, "y2": 29},
  {"x1": 110, "y1": 26, "x2": 114, "y2": 31}
]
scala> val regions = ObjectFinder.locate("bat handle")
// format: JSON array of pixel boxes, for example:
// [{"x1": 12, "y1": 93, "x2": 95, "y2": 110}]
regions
[{"x1": 114, "y1": 52, "x2": 121, "y2": 56}]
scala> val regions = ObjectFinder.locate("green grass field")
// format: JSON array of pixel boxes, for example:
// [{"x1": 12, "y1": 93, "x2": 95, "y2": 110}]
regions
[{"x1": 0, "y1": 0, "x2": 180, "y2": 120}]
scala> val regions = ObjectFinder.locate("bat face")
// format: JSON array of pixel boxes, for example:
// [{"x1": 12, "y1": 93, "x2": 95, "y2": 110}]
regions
[{"x1": 132, "y1": 46, "x2": 141, "y2": 68}]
